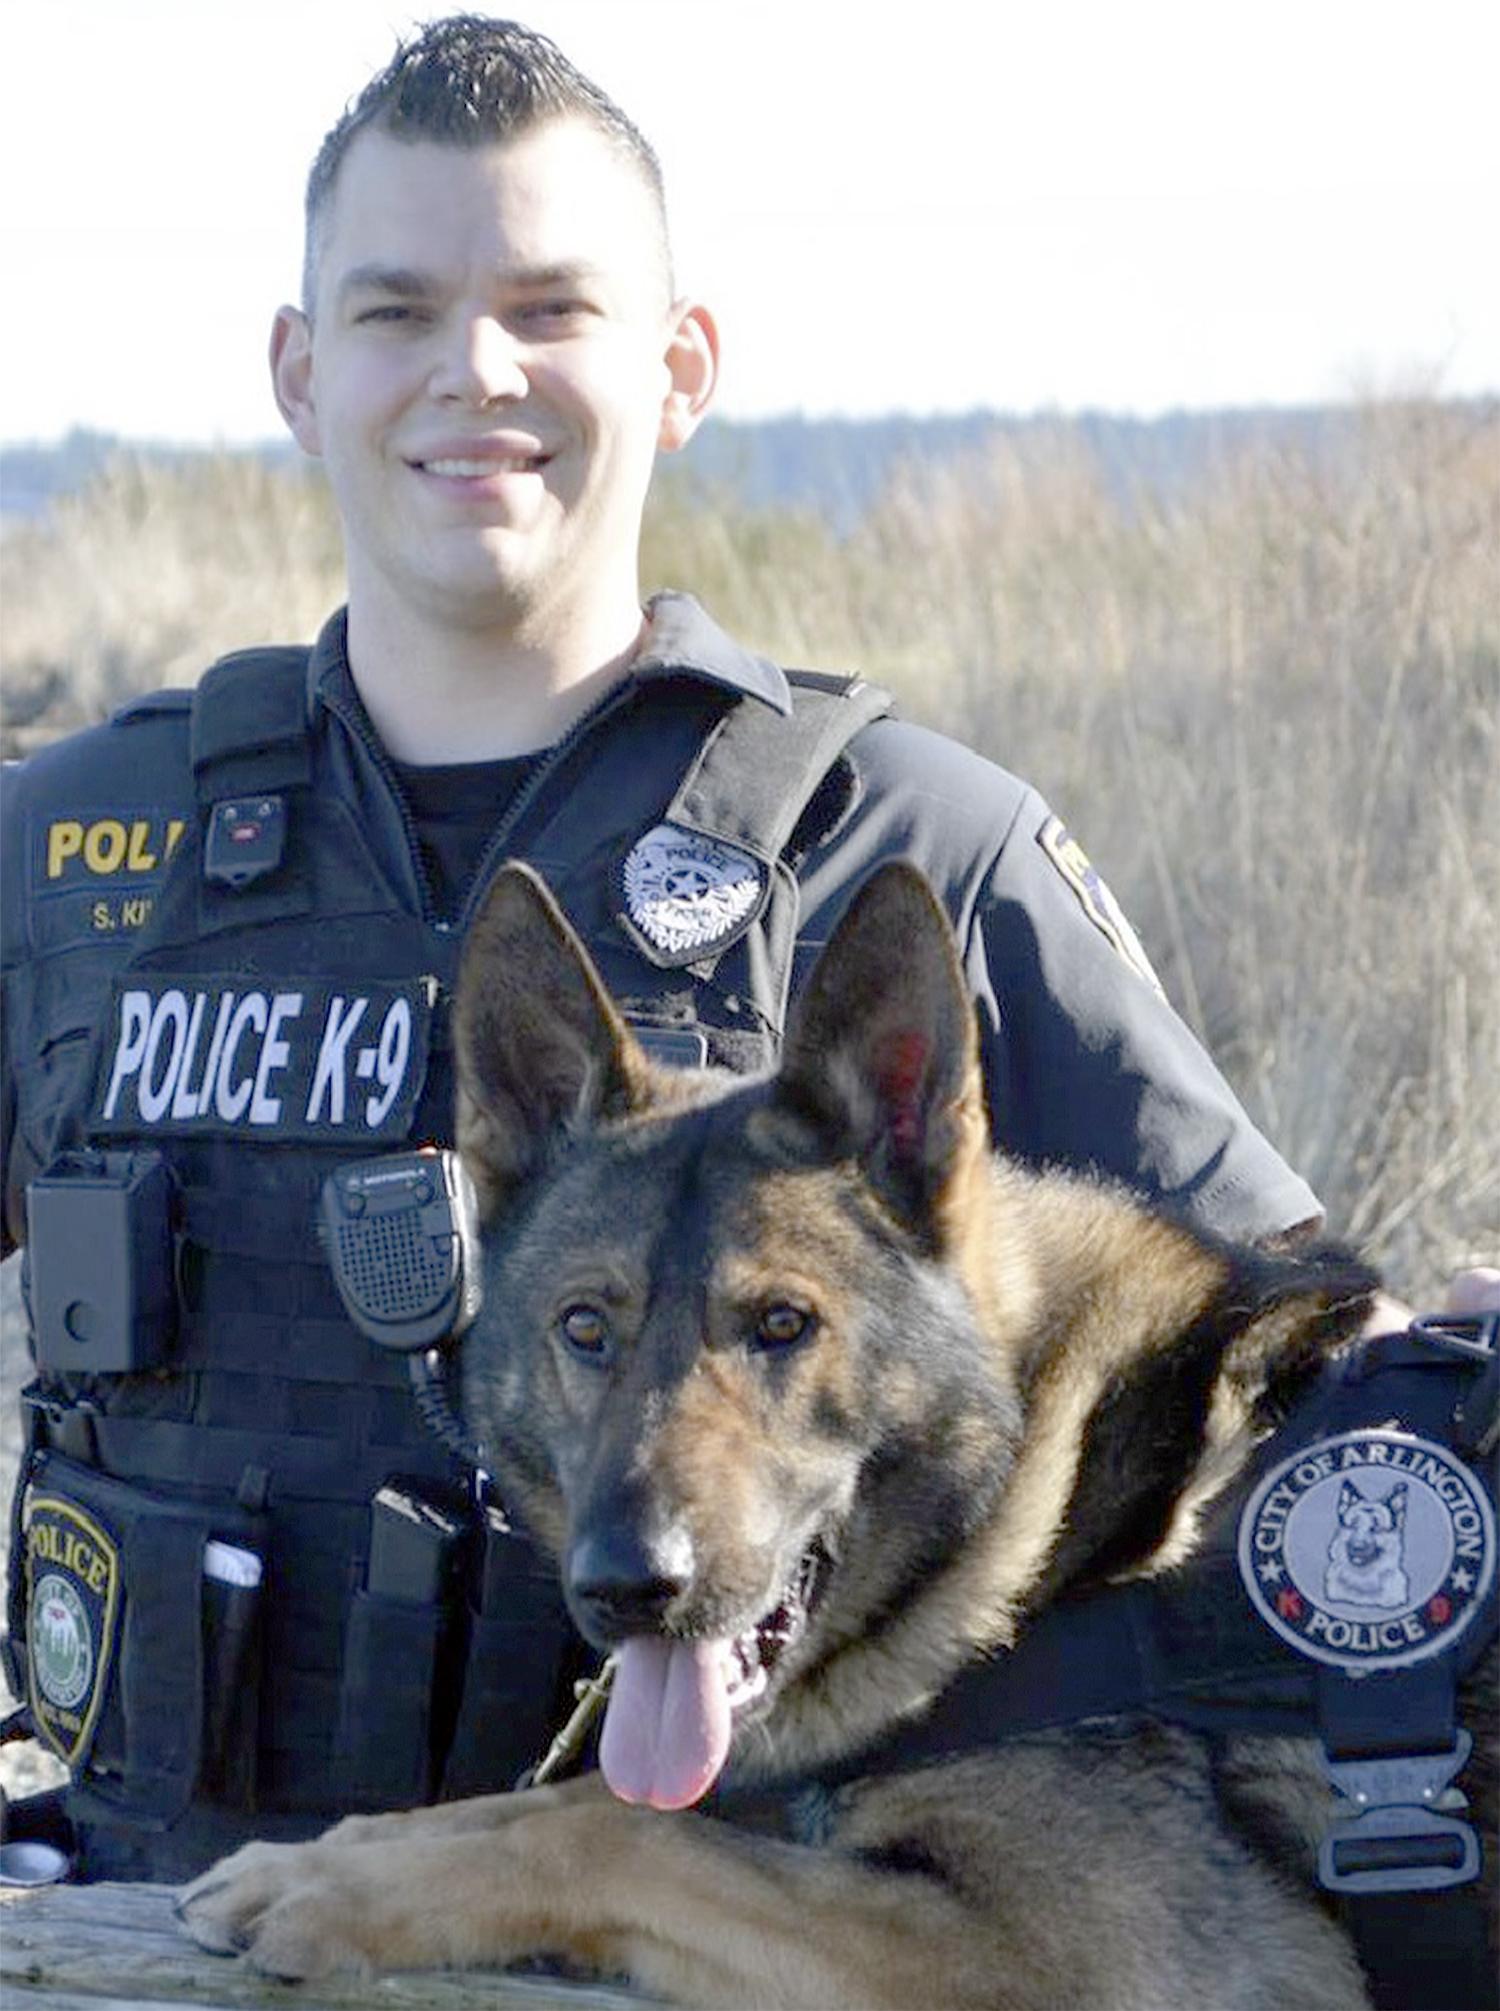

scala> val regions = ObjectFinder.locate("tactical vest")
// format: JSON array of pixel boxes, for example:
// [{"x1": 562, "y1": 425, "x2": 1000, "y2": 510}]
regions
[{"x1": 6, "y1": 646, "x2": 891, "y2": 1881}]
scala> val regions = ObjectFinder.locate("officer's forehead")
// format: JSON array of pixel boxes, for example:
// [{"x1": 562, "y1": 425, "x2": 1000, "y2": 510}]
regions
[{"x1": 309, "y1": 119, "x2": 671, "y2": 308}]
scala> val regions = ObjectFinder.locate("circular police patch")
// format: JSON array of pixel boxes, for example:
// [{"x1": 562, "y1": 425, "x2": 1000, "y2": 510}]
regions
[
  {"x1": 622, "y1": 824, "x2": 767, "y2": 960},
  {"x1": 32, "y1": 1574, "x2": 93, "y2": 1709},
  {"x1": 1238, "y1": 1430, "x2": 1495, "y2": 1673}
]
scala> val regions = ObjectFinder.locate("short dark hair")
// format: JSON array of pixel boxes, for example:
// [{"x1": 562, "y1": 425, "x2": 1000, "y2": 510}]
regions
[{"x1": 302, "y1": 14, "x2": 672, "y2": 311}]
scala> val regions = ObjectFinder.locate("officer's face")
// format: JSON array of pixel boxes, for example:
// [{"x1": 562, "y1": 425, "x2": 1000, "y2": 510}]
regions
[{"x1": 270, "y1": 119, "x2": 715, "y2": 637}]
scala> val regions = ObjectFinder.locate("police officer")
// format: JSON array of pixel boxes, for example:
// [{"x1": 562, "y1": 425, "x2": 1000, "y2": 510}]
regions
[{"x1": 0, "y1": 15, "x2": 1456, "y2": 1884}]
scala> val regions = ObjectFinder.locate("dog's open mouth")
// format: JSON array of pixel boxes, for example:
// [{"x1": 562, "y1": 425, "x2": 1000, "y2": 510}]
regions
[{"x1": 598, "y1": 1545, "x2": 824, "y2": 1812}]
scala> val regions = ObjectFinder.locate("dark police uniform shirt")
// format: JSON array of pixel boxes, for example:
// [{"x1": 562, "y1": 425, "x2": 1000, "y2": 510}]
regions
[{"x1": 1, "y1": 589, "x2": 1318, "y2": 1251}]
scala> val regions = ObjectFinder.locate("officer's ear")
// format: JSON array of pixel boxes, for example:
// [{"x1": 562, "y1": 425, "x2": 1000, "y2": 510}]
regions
[
  {"x1": 270, "y1": 305, "x2": 322, "y2": 458},
  {"x1": 657, "y1": 299, "x2": 718, "y2": 454}
]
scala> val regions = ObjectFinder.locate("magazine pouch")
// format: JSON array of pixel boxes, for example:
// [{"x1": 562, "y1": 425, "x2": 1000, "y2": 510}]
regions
[
  {"x1": 333, "y1": 1589, "x2": 448, "y2": 1809},
  {"x1": 441, "y1": 1504, "x2": 581, "y2": 1800}
]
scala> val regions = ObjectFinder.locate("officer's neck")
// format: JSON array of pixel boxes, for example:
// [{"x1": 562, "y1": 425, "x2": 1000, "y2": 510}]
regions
[{"x1": 344, "y1": 590, "x2": 647, "y2": 763}]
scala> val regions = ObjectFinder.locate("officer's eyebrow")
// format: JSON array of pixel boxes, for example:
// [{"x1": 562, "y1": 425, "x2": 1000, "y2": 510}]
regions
[
  {"x1": 335, "y1": 259, "x2": 612, "y2": 305},
  {"x1": 336, "y1": 263, "x2": 438, "y2": 305}
]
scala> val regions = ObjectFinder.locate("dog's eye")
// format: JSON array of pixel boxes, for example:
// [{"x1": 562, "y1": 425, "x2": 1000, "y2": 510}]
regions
[
  {"x1": 754, "y1": 1303, "x2": 814, "y2": 1350},
  {"x1": 559, "y1": 1304, "x2": 611, "y2": 1356}
]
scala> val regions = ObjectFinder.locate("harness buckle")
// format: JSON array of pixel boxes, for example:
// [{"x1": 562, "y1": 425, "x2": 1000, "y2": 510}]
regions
[
  {"x1": 1408, "y1": 1311, "x2": 1498, "y2": 1365},
  {"x1": 20, "y1": 1382, "x2": 101, "y2": 1464},
  {"x1": 1408, "y1": 1312, "x2": 1500, "y2": 1455},
  {"x1": 1319, "y1": 1732, "x2": 1479, "y2": 1894}
]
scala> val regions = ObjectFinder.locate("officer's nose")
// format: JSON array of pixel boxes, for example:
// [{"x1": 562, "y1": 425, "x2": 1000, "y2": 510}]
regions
[
  {"x1": 566, "y1": 1521, "x2": 696, "y2": 1642},
  {"x1": 430, "y1": 315, "x2": 528, "y2": 407}
]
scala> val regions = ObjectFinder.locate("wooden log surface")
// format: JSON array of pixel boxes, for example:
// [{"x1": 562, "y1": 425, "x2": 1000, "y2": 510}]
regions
[{"x1": 0, "y1": 1882, "x2": 653, "y2": 2011}]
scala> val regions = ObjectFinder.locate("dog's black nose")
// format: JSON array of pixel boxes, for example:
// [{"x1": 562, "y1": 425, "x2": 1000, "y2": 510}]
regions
[{"x1": 567, "y1": 1522, "x2": 695, "y2": 1638}]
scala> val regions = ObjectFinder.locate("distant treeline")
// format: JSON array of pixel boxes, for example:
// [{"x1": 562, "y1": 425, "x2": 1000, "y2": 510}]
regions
[{"x1": 11, "y1": 401, "x2": 1493, "y2": 528}]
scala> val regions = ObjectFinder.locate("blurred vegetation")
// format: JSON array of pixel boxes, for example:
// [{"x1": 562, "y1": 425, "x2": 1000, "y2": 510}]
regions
[{"x1": 2, "y1": 401, "x2": 1497, "y2": 1296}]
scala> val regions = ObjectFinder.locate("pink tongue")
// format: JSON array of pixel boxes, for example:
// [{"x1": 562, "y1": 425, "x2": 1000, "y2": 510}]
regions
[{"x1": 598, "y1": 1637, "x2": 734, "y2": 1810}]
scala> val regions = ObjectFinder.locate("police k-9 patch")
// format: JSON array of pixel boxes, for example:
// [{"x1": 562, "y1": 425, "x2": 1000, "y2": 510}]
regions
[
  {"x1": 621, "y1": 823, "x2": 768, "y2": 963},
  {"x1": 1238, "y1": 1429, "x2": 1496, "y2": 1672},
  {"x1": 1037, "y1": 815, "x2": 1164, "y2": 995},
  {"x1": 24, "y1": 1491, "x2": 121, "y2": 1767},
  {"x1": 91, "y1": 974, "x2": 434, "y2": 1141}
]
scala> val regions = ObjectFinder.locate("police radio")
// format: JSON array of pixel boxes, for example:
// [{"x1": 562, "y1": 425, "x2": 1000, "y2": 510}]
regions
[{"x1": 319, "y1": 1149, "x2": 485, "y2": 1467}]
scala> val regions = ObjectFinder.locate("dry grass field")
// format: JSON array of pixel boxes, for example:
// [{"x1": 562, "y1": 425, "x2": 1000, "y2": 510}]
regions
[
  {"x1": 4, "y1": 400, "x2": 1495, "y2": 1296},
  {"x1": 1, "y1": 397, "x2": 1497, "y2": 1800}
]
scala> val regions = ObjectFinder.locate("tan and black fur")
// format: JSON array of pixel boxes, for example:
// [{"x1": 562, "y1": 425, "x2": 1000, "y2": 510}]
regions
[{"x1": 179, "y1": 862, "x2": 1489, "y2": 2009}]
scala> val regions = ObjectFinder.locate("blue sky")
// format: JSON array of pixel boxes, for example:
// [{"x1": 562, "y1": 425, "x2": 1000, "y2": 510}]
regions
[{"x1": 2, "y1": 0, "x2": 1496, "y2": 444}]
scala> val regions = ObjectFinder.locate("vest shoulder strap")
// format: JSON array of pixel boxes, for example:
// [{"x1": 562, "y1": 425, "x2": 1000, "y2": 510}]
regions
[
  {"x1": 664, "y1": 672, "x2": 893, "y2": 863},
  {"x1": 190, "y1": 645, "x2": 313, "y2": 805}
]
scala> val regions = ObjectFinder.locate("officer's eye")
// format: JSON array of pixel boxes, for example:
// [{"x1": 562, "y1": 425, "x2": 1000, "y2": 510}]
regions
[
  {"x1": 353, "y1": 303, "x2": 428, "y2": 327},
  {"x1": 559, "y1": 1303, "x2": 611, "y2": 1357},
  {"x1": 753, "y1": 1303, "x2": 815, "y2": 1351}
]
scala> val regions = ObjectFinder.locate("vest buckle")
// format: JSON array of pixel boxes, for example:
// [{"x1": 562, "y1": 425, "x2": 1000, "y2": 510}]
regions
[{"x1": 1319, "y1": 1732, "x2": 1480, "y2": 1893}]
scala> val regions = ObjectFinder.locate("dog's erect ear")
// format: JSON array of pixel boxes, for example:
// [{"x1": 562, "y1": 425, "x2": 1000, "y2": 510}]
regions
[
  {"x1": 454, "y1": 864, "x2": 655, "y2": 1218},
  {"x1": 1034, "y1": 1242, "x2": 1380, "y2": 1598},
  {"x1": 777, "y1": 863, "x2": 987, "y2": 1248}
]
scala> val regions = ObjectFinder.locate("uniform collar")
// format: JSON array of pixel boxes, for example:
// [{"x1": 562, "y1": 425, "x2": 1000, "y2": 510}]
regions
[
  {"x1": 305, "y1": 593, "x2": 793, "y2": 726},
  {"x1": 632, "y1": 592, "x2": 792, "y2": 714}
]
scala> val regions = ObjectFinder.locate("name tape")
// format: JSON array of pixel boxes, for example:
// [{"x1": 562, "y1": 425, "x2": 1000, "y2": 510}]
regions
[{"x1": 91, "y1": 975, "x2": 434, "y2": 1142}]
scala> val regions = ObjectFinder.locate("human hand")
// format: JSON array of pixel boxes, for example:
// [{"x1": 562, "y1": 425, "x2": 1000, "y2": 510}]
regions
[
  {"x1": 1360, "y1": 1264, "x2": 1499, "y2": 1340},
  {"x1": 1442, "y1": 1266, "x2": 1500, "y2": 1316}
]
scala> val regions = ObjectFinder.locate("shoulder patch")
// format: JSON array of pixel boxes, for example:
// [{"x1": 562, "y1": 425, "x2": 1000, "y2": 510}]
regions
[
  {"x1": 1237, "y1": 1429, "x2": 1496, "y2": 1673},
  {"x1": 1037, "y1": 815, "x2": 1164, "y2": 996},
  {"x1": 28, "y1": 807, "x2": 191, "y2": 951}
]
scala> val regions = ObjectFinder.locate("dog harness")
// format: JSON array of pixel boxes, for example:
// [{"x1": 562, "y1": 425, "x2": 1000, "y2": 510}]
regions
[{"x1": 805, "y1": 1313, "x2": 1499, "y2": 2011}]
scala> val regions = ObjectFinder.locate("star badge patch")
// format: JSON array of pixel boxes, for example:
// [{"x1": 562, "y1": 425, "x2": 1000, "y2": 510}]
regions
[{"x1": 621, "y1": 824, "x2": 768, "y2": 964}]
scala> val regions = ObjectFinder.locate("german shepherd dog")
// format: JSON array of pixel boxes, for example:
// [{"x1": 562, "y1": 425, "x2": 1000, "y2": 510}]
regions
[{"x1": 179, "y1": 863, "x2": 1491, "y2": 2008}]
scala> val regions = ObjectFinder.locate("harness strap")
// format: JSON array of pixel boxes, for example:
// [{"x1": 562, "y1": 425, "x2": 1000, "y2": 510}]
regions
[
  {"x1": 190, "y1": 648, "x2": 312, "y2": 800},
  {"x1": 664, "y1": 672, "x2": 892, "y2": 865},
  {"x1": 813, "y1": 1325, "x2": 1498, "y2": 1790},
  {"x1": 763, "y1": 1323, "x2": 1498, "y2": 2011},
  {"x1": 1346, "y1": 1887, "x2": 1496, "y2": 2011}
]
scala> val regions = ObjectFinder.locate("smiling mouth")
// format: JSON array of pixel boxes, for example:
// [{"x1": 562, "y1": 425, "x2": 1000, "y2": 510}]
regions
[{"x1": 415, "y1": 455, "x2": 548, "y2": 477}]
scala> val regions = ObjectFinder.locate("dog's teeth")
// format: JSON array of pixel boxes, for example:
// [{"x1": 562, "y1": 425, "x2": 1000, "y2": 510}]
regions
[{"x1": 724, "y1": 1663, "x2": 768, "y2": 1711}]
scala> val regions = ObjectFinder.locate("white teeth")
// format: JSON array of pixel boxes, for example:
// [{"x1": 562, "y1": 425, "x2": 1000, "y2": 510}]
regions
[
  {"x1": 719, "y1": 1638, "x2": 767, "y2": 1714},
  {"x1": 422, "y1": 457, "x2": 541, "y2": 477},
  {"x1": 724, "y1": 1662, "x2": 767, "y2": 1712}
]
